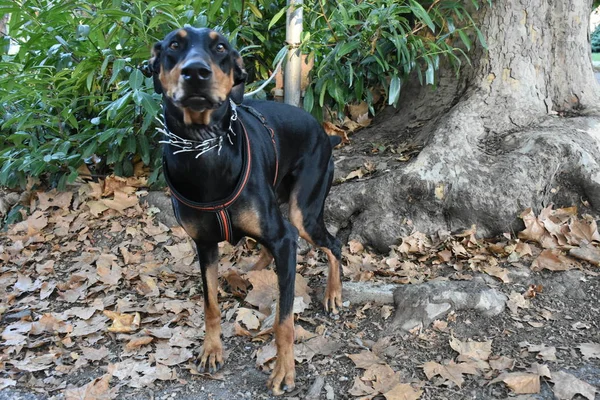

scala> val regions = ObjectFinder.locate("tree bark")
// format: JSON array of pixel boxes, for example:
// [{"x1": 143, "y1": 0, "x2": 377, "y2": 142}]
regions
[{"x1": 326, "y1": 0, "x2": 600, "y2": 252}]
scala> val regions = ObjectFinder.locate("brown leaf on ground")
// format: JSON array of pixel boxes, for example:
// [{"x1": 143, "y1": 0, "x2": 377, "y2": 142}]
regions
[
  {"x1": 518, "y1": 208, "x2": 555, "y2": 248},
  {"x1": 323, "y1": 121, "x2": 349, "y2": 144},
  {"x1": 349, "y1": 375, "x2": 377, "y2": 396},
  {"x1": 348, "y1": 350, "x2": 385, "y2": 369},
  {"x1": 527, "y1": 344, "x2": 557, "y2": 362},
  {"x1": 344, "y1": 167, "x2": 365, "y2": 181},
  {"x1": 515, "y1": 241, "x2": 533, "y2": 257},
  {"x1": 482, "y1": 264, "x2": 511, "y2": 283},
  {"x1": 10, "y1": 353, "x2": 57, "y2": 372},
  {"x1": 383, "y1": 383, "x2": 423, "y2": 400},
  {"x1": 489, "y1": 355, "x2": 515, "y2": 371},
  {"x1": 422, "y1": 361, "x2": 479, "y2": 388},
  {"x1": 223, "y1": 269, "x2": 249, "y2": 295},
  {"x1": 295, "y1": 336, "x2": 341, "y2": 363},
  {"x1": 103, "y1": 311, "x2": 141, "y2": 333},
  {"x1": 531, "y1": 249, "x2": 579, "y2": 272},
  {"x1": 295, "y1": 325, "x2": 316, "y2": 342},
  {"x1": 449, "y1": 337, "x2": 492, "y2": 362},
  {"x1": 493, "y1": 372, "x2": 540, "y2": 394},
  {"x1": 550, "y1": 370, "x2": 597, "y2": 400},
  {"x1": 154, "y1": 342, "x2": 193, "y2": 366},
  {"x1": 566, "y1": 218, "x2": 600, "y2": 245},
  {"x1": 256, "y1": 340, "x2": 277, "y2": 370},
  {"x1": 64, "y1": 374, "x2": 118, "y2": 400},
  {"x1": 569, "y1": 243, "x2": 600, "y2": 266},
  {"x1": 0, "y1": 378, "x2": 16, "y2": 390},
  {"x1": 364, "y1": 363, "x2": 404, "y2": 394},
  {"x1": 506, "y1": 291, "x2": 530, "y2": 314},
  {"x1": 125, "y1": 336, "x2": 153, "y2": 351},
  {"x1": 37, "y1": 190, "x2": 73, "y2": 211},
  {"x1": 349, "y1": 239, "x2": 365, "y2": 254},
  {"x1": 236, "y1": 308, "x2": 263, "y2": 330},
  {"x1": 80, "y1": 346, "x2": 109, "y2": 361},
  {"x1": 577, "y1": 342, "x2": 600, "y2": 360},
  {"x1": 101, "y1": 189, "x2": 139, "y2": 212},
  {"x1": 245, "y1": 270, "x2": 311, "y2": 314}
]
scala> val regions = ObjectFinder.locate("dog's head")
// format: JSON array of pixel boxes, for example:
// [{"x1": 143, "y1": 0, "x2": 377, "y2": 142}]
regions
[{"x1": 147, "y1": 27, "x2": 247, "y2": 124}]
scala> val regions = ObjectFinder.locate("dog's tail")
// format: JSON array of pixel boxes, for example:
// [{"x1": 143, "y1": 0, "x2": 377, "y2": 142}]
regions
[{"x1": 329, "y1": 135, "x2": 342, "y2": 148}]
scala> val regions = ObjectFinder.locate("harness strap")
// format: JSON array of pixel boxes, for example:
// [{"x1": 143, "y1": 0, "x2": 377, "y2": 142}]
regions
[{"x1": 239, "y1": 105, "x2": 279, "y2": 186}]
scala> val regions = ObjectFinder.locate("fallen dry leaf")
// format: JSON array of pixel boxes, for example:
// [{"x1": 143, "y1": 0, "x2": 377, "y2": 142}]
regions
[
  {"x1": 449, "y1": 337, "x2": 492, "y2": 362},
  {"x1": 550, "y1": 370, "x2": 597, "y2": 400},
  {"x1": 348, "y1": 350, "x2": 385, "y2": 369},
  {"x1": 493, "y1": 372, "x2": 541, "y2": 394},
  {"x1": 125, "y1": 336, "x2": 153, "y2": 351},
  {"x1": 506, "y1": 291, "x2": 530, "y2": 314},
  {"x1": 489, "y1": 355, "x2": 515, "y2": 371},
  {"x1": 577, "y1": 342, "x2": 600, "y2": 360},
  {"x1": 531, "y1": 249, "x2": 579, "y2": 272},
  {"x1": 236, "y1": 308, "x2": 263, "y2": 331},
  {"x1": 422, "y1": 361, "x2": 479, "y2": 387},
  {"x1": 103, "y1": 311, "x2": 141, "y2": 333},
  {"x1": 383, "y1": 383, "x2": 423, "y2": 400},
  {"x1": 64, "y1": 374, "x2": 118, "y2": 400}
]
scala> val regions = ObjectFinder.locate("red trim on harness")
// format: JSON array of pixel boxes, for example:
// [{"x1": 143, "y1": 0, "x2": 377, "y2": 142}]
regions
[{"x1": 164, "y1": 118, "x2": 252, "y2": 213}]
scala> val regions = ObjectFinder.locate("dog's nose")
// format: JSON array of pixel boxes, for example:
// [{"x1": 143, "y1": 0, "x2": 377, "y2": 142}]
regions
[{"x1": 181, "y1": 60, "x2": 212, "y2": 81}]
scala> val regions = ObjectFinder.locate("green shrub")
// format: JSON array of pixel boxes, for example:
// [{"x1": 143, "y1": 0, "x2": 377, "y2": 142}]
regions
[
  {"x1": 592, "y1": 24, "x2": 600, "y2": 53},
  {"x1": 0, "y1": 0, "x2": 487, "y2": 189}
]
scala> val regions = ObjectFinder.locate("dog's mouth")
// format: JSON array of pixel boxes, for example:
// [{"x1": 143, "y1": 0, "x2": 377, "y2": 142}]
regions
[{"x1": 178, "y1": 95, "x2": 219, "y2": 111}]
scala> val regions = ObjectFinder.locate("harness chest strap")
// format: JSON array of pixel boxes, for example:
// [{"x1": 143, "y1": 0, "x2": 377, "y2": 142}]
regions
[{"x1": 239, "y1": 104, "x2": 279, "y2": 186}]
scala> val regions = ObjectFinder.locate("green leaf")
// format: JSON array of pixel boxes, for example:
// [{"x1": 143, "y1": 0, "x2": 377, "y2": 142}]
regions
[
  {"x1": 458, "y1": 30, "x2": 472, "y2": 51},
  {"x1": 336, "y1": 42, "x2": 360, "y2": 60},
  {"x1": 303, "y1": 86, "x2": 314, "y2": 113},
  {"x1": 409, "y1": 0, "x2": 436, "y2": 32},
  {"x1": 129, "y1": 69, "x2": 144, "y2": 90},
  {"x1": 269, "y1": 7, "x2": 287, "y2": 30},
  {"x1": 388, "y1": 75, "x2": 401, "y2": 106}
]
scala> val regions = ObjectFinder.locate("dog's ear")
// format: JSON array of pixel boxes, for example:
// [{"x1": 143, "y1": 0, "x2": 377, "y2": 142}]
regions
[
  {"x1": 148, "y1": 41, "x2": 163, "y2": 94},
  {"x1": 230, "y1": 50, "x2": 247, "y2": 105}
]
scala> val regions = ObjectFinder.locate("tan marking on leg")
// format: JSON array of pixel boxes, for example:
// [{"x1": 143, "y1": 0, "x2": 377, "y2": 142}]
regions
[
  {"x1": 267, "y1": 312, "x2": 295, "y2": 395},
  {"x1": 178, "y1": 29, "x2": 188, "y2": 38},
  {"x1": 236, "y1": 208, "x2": 262, "y2": 238},
  {"x1": 289, "y1": 193, "x2": 313, "y2": 244},
  {"x1": 322, "y1": 248, "x2": 343, "y2": 314},
  {"x1": 209, "y1": 31, "x2": 219, "y2": 40},
  {"x1": 199, "y1": 265, "x2": 223, "y2": 372},
  {"x1": 249, "y1": 246, "x2": 273, "y2": 271}
]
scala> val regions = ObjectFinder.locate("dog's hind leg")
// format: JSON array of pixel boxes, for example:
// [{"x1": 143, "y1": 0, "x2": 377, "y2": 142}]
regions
[
  {"x1": 289, "y1": 158, "x2": 343, "y2": 314},
  {"x1": 195, "y1": 242, "x2": 224, "y2": 373}
]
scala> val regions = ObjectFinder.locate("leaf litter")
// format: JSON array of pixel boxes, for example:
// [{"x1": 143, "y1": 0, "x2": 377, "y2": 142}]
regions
[{"x1": 0, "y1": 186, "x2": 599, "y2": 399}]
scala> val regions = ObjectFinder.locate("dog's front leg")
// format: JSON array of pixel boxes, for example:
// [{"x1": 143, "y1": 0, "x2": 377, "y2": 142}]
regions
[
  {"x1": 265, "y1": 221, "x2": 298, "y2": 396},
  {"x1": 195, "y1": 242, "x2": 223, "y2": 373}
]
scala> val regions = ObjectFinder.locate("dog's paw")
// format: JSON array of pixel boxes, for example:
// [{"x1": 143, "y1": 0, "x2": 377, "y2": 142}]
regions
[
  {"x1": 323, "y1": 282, "x2": 343, "y2": 315},
  {"x1": 267, "y1": 357, "x2": 296, "y2": 396},
  {"x1": 197, "y1": 342, "x2": 224, "y2": 374}
]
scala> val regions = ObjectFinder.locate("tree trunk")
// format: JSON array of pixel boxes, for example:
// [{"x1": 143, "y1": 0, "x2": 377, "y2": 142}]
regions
[{"x1": 326, "y1": 0, "x2": 600, "y2": 252}]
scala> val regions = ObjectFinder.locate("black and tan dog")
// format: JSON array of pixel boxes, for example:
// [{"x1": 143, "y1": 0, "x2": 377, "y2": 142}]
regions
[{"x1": 146, "y1": 27, "x2": 342, "y2": 395}]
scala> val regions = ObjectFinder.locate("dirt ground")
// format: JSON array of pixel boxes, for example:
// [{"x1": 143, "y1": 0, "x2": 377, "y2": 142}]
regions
[{"x1": 0, "y1": 176, "x2": 599, "y2": 400}]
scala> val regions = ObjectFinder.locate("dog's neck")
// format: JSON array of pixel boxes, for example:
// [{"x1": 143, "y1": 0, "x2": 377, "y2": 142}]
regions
[{"x1": 162, "y1": 99, "x2": 232, "y2": 142}]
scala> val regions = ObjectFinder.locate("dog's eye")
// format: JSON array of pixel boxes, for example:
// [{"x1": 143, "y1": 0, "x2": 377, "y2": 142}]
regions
[
  {"x1": 216, "y1": 43, "x2": 226, "y2": 53},
  {"x1": 169, "y1": 41, "x2": 180, "y2": 50}
]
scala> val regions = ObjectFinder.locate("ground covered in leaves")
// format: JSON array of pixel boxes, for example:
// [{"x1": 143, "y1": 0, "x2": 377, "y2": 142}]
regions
[{"x1": 0, "y1": 177, "x2": 599, "y2": 399}]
